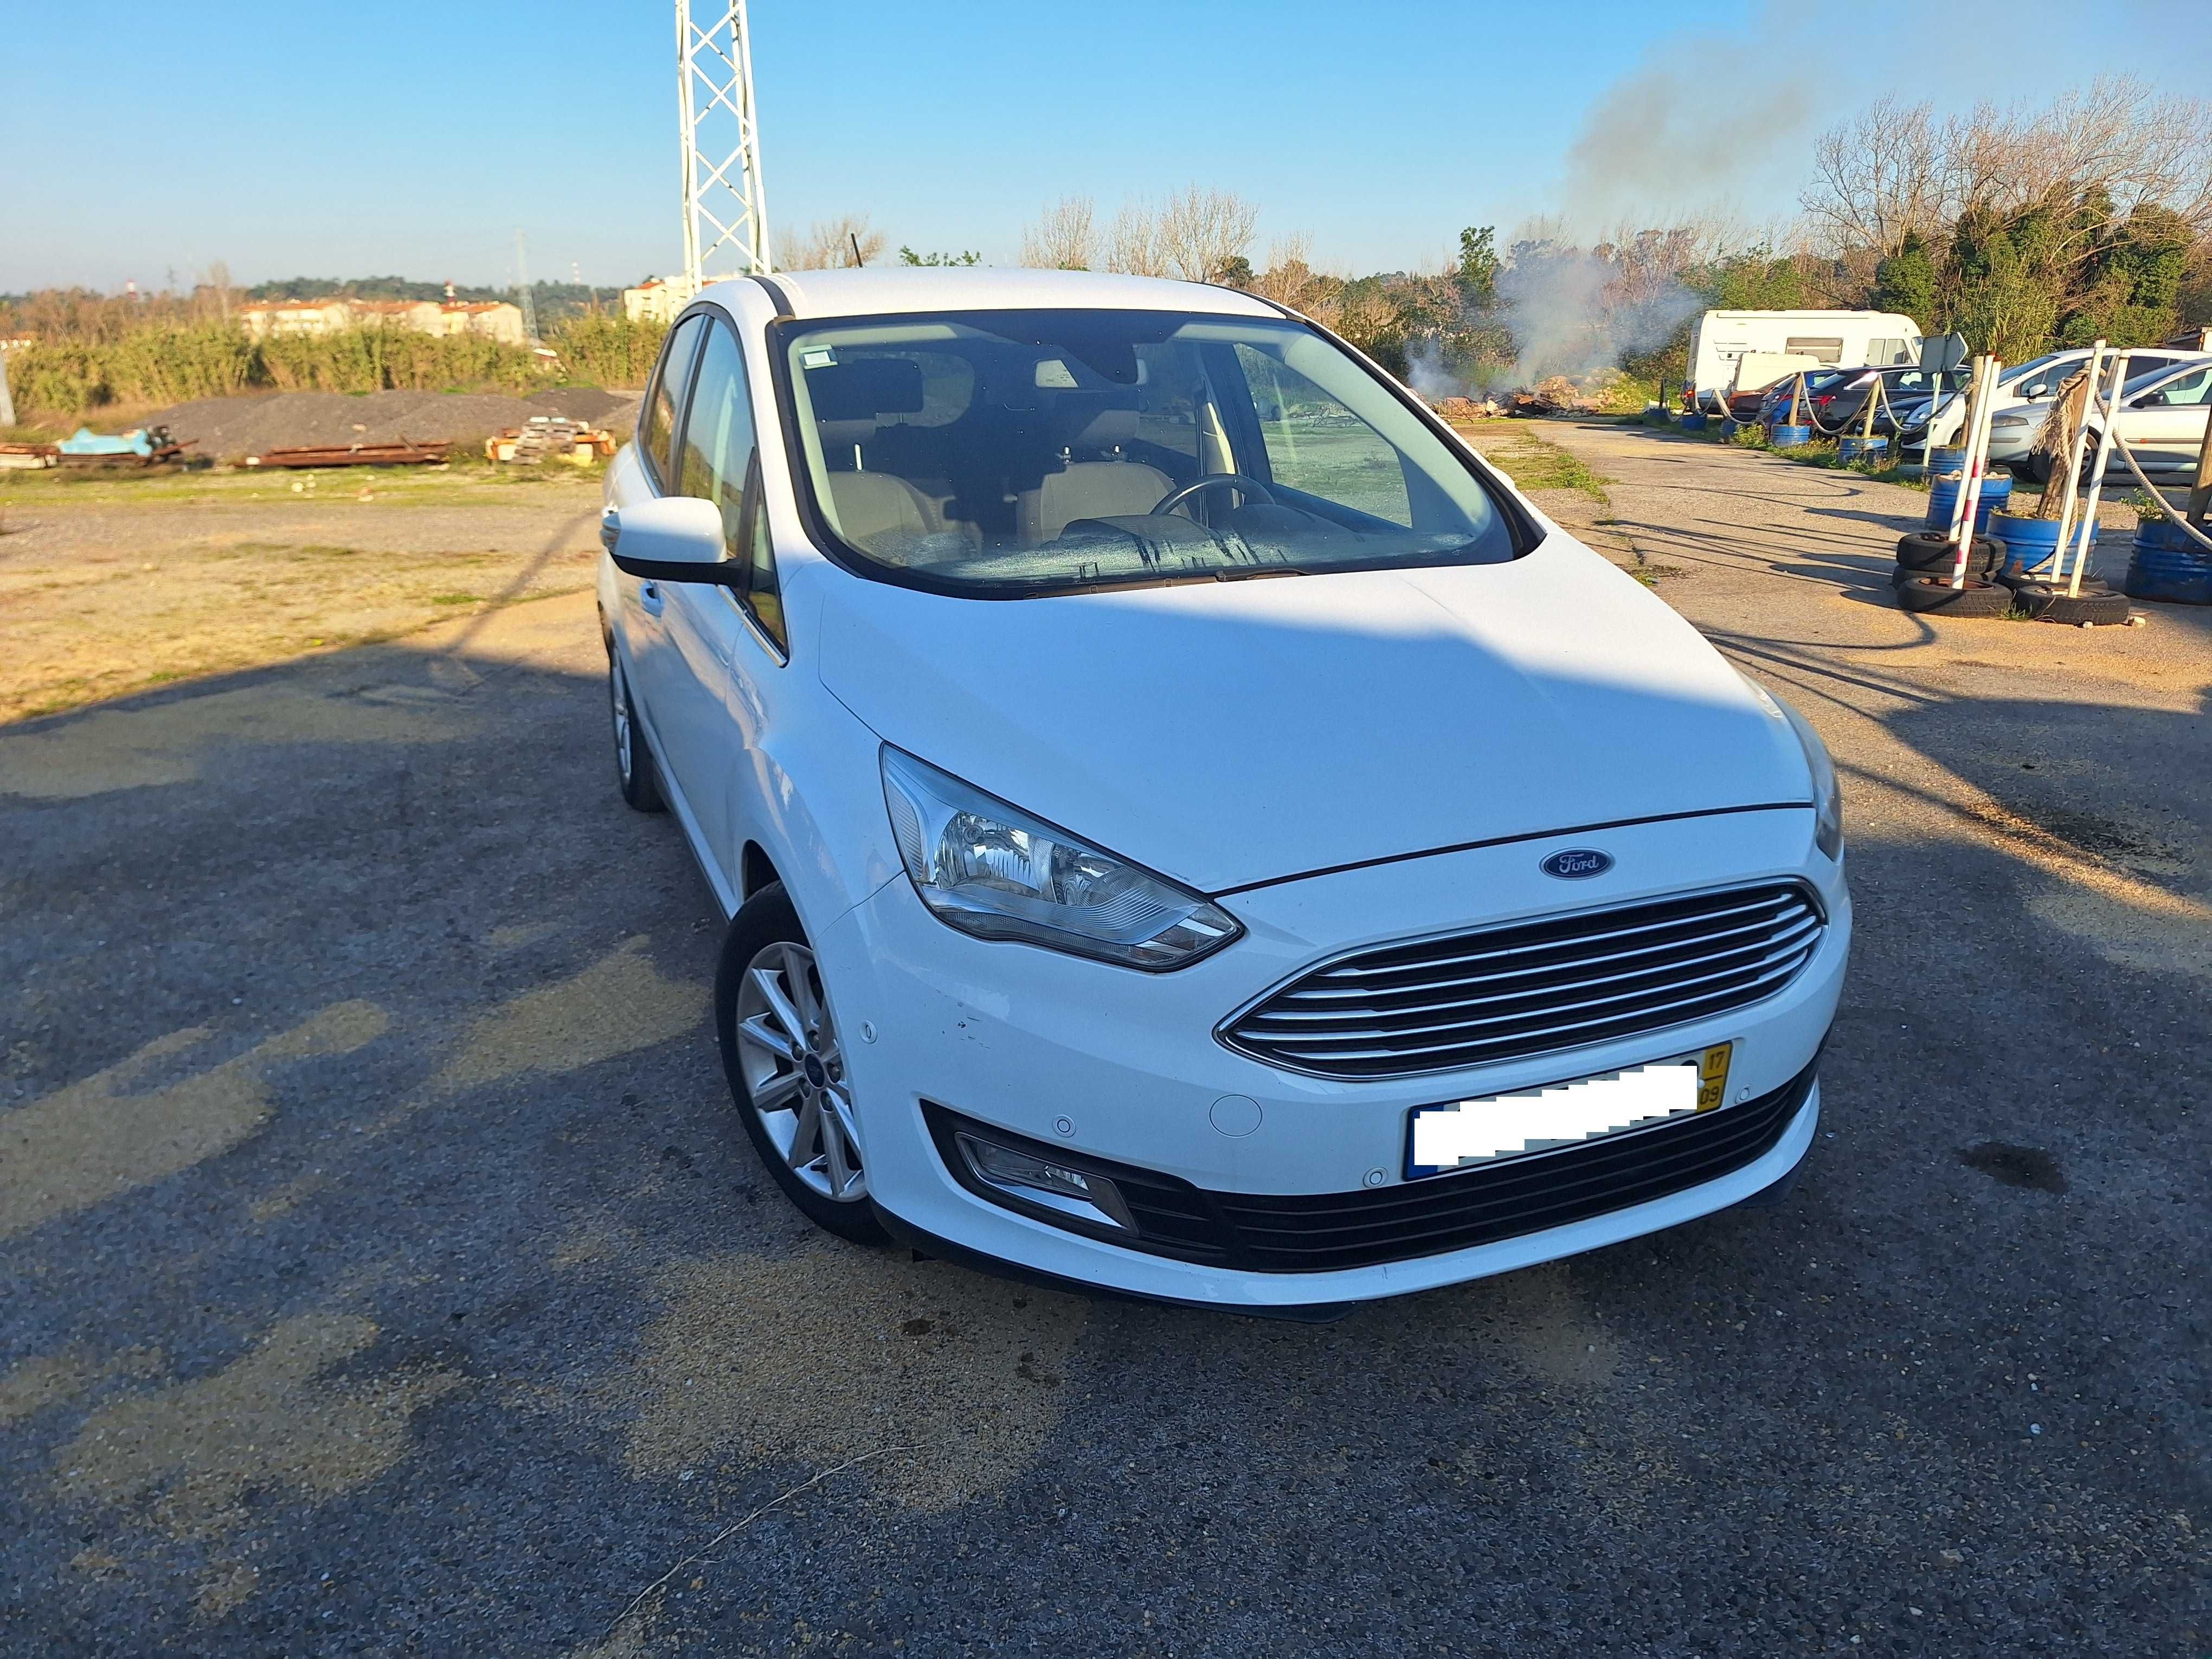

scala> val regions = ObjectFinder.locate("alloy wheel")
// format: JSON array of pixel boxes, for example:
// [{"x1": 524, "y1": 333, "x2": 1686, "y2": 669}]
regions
[
  {"x1": 609, "y1": 659, "x2": 635, "y2": 781},
  {"x1": 732, "y1": 940, "x2": 865, "y2": 1202}
]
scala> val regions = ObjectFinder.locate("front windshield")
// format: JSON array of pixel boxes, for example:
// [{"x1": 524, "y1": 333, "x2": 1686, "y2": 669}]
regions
[
  {"x1": 776, "y1": 308, "x2": 1515, "y2": 594},
  {"x1": 2000, "y1": 354, "x2": 2060, "y2": 384}
]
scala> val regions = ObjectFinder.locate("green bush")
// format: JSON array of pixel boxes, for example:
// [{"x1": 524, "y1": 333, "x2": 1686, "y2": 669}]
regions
[
  {"x1": 7, "y1": 312, "x2": 667, "y2": 417},
  {"x1": 546, "y1": 315, "x2": 666, "y2": 388}
]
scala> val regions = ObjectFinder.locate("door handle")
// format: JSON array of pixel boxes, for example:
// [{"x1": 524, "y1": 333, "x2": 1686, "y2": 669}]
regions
[{"x1": 639, "y1": 581, "x2": 665, "y2": 617}]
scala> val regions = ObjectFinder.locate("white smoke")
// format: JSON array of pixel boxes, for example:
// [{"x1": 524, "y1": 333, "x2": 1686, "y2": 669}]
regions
[
  {"x1": 1405, "y1": 338, "x2": 1465, "y2": 400},
  {"x1": 1495, "y1": 235, "x2": 1709, "y2": 385}
]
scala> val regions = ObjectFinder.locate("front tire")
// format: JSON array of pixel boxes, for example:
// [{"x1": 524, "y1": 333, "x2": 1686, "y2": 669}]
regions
[
  {"x1": 715, "y1": 883, "x2": 886, "y2": 1245},
  {"x1": 608, "y1": 651, "x2": 665, "y2": 813}
]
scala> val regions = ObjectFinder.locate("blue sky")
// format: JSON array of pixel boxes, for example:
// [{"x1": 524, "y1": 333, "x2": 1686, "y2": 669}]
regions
[{"x1": 3, "y1": 0, "x2": 2204, "y2": 293}]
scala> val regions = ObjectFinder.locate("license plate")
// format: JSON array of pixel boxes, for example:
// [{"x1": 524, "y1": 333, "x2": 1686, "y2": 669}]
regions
[{"x1": 1405, "y1": 1043, "x2": 1733, "y2": 1180}]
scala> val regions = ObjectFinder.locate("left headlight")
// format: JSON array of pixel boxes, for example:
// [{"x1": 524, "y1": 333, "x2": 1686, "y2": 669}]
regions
[{"x1": 879, "y1": 746, "x2": 1243, "y2": 970}]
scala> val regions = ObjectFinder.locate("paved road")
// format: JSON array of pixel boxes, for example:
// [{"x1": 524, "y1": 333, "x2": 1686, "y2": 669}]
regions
[{"x1": 3, "y1": 434, "x2": 2206, "y2": 1656}]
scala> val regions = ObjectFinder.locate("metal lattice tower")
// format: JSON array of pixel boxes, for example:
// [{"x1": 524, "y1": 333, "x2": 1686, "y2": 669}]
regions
[{"x1": 678, "y1": 0, "x2": 772, "y2": 288}]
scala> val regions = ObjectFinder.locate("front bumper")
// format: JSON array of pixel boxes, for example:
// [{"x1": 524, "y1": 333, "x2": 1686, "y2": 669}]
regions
[{"x1": 813, "y1": 808, "x2": 1849, "y2": 1310}]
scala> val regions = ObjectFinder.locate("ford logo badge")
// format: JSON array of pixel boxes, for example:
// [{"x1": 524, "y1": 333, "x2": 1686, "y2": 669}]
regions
[{"x1": 1540, "y1": 848, "x2": 1614, "y2": 879}]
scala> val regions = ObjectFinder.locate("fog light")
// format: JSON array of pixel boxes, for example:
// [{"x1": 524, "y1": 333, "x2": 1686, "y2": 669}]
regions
[{"x1": 955, "y1": 1131, "x2": 1136, "y2": 1231}]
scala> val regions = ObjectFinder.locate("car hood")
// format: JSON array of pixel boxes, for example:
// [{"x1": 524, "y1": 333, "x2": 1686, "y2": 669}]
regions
[{"x1": 815, "y1": 537, "x2": 1811, "y2": 893}]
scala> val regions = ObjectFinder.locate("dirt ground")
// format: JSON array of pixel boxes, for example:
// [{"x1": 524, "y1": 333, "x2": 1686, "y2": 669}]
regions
[
  {"x1": 0, "y1": 464, "x2": 606, "y2": 721},
  {"x1": 2, "y1": 433, "x2": 2206, "y2": 1657},
  {"x1": 53, "y1": 387, "x2": 645, "y2": 464}
]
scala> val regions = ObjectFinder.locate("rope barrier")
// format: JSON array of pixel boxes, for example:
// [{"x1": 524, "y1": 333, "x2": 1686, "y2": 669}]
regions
[{"x1": 2106, "y1": 425, "x2": 2212, "y2": 555}]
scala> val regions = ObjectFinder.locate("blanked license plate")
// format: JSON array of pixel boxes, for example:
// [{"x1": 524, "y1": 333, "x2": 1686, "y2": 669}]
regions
[{"x1": 1405, "y1": 1043, "x2": 1732, "y2": 1179}]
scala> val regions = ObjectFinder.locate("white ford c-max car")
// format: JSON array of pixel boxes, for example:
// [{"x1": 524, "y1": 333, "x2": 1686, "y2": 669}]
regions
[{"x1": 597, "y1": 268, "x2": 1848, "y2": 1316}]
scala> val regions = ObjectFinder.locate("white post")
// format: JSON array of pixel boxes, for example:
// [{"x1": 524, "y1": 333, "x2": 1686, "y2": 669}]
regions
[
  {"x1": 1945, "y1": 356, "x2": 1997, "y2": 589},
  {"x1": 2047, "y1": 339, "x2": 2105, "y2": 582},
  {"x1": 0, "y1": 346, "x2": 15, "y2": 430},
  {"x1": 2067, "y1": 351, "x2": 2130, "y2": 599}
]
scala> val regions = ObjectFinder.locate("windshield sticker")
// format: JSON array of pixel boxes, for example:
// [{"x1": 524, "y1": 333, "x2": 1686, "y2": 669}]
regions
[{"x1": 800, "y1": 347, "x2": 838, "y2": 369}]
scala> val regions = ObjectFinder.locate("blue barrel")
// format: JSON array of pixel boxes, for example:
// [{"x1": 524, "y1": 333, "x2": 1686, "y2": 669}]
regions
[
  {"x1": 1770, "y1": 423, "x2": 1813, "y2": 449},
  {"x1": 2124, "y1": 518, "x2": 2212, "y2": 605},
  {"x1": 1719, "y1": 417, "x2": 1743, "y2": 439},
  {"x1": 1680, "y1": 411, "x2": 1708, "y2": 432},
  {"x1": 1927, "y1": 446, "x2": 1967, "y2": 478},
  {"x1": 1990, "y1": 514, "x2": 2064, "y2": 577},
  {"x1": 1925, "y1": 473, "x2": 2012, "y2": 533},
  {"x1": 1838, "y1": 435, "x2": 1889, "y2": 463}
]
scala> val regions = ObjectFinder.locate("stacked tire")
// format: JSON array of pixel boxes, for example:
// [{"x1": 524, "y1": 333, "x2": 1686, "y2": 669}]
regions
[
  {"x1": 1891, "y1": 531, "x2": 2011, "y2": 616},
  {"x1": 1891, "y1": 530, "x2": 2136, "y2": 623},
  {"x1": 1996, "y1": 574, "x2": 2134, "y2": 625}
]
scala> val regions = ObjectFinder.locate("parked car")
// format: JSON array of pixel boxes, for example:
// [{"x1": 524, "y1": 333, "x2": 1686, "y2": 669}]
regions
[
  {"x1": 1910, "y1": 346, "x2": 2209, "y2": 461},
  {"x1": 2012, "y1": 356, "x2": 2212, "y2": 481},
  {"x1": 1683, "y1": 308, "x2": 1920, "y2": 409},
  {"x1": 598, "y1": 268, "x2": 1849, "y2": 1314},
  {"x1": 1798, "y1": 365, "x2": 1970, "y2": 436},
  {"x1": 1743, "y1": 367, "x2": 1867, "y2": 425}
]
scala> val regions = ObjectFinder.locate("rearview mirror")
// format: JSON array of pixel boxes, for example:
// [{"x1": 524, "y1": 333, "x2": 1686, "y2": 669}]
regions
[{"x1": 603, "y1": 496, "x2": 732, "y2": 582}]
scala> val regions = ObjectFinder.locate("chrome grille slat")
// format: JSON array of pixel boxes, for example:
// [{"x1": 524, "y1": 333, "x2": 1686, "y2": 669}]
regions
[
  {"x1": 1223, "y1": 882, "x2": 1824, "y2": 1079},
  {"x1": 1302, "y1": 893, "x2": 1796, "y2": 983},
  {"x1": 1268, "y1": 959, "x2": 1809, "y2": 1062},
  {"x1": 1253, "y1": 915, "x2": 1823, "y2": 1020},
  {"x1": 1273, "y1": 907, "x2": 1814, "y2": 1004}
]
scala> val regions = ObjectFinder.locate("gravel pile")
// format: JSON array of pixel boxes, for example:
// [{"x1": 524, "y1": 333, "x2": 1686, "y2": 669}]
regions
[{"x1": 147, "y1": 388, "x2": 641, "y2": 461}]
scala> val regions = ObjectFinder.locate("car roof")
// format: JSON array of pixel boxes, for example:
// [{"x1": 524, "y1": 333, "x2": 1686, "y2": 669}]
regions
[{"x1": 704, "y1": 266, "x2": 1281, "y2": 321}]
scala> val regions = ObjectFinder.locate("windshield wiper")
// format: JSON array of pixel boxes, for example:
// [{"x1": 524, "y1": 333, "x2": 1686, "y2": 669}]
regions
[{"x1": 1212, "y1": 564, "x2": 1308, "y2": 580}]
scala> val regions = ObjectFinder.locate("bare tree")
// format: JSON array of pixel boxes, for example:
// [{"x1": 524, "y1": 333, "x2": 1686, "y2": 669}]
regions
[
  {"x1": 1250, "y1": 235, "x2": 1332, "y2": 316},
  {"x1": 785, "y1": 214, "x2": 889, "y2": 270},
  {"x1": 1019, "y1": 196, "x2": 1097, "y2": 270},
  {"x1": 1804, "y1": 78, "x2": 2212, "y2": 266},
  {"x1": 1155, "y1": 187, "x2": 1259, "y2": 283},
  {"x1": 1800, "y1": 95, "x2": 1948, "y2": 260},
  {"x1": 1105, "y1": 199, "x2": 1169, "y2": 276},
  {"x1": 204, "y1": 260, "x2": 233, "y2": 324}
]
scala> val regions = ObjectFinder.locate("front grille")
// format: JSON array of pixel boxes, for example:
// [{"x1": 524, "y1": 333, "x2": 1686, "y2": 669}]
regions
[
  {"x1": 1221, "y1": 882, "x2": 1824, "y2": 1079},
  {"x1": 924, "y1": 1057, "x2": 1817, "y2": 1275}
]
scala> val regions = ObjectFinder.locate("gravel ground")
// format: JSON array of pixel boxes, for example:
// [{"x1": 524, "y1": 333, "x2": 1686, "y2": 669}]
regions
[
  {"x1": 1, "y1": 439, "x2": 2204, "y2": 1657},
  {"x1": 143, "y1": 388, "x2": 641, "y2": 462}
]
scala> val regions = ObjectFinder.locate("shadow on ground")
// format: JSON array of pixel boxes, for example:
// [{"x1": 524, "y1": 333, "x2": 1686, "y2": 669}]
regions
[{"x1": 2, "y1": 593, "x2": 2205, "y2": 1657}]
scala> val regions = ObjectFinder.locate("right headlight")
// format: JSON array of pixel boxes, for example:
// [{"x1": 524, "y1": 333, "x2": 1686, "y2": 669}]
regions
[
  {"x1": 1778, "y1": 698, "x2": 1844, "y2": 862},
  {"x1": 1739, "y1": 673, "x2": 1843, "y2": 862},
  {"x1": 879, "y1": 746, "x2": 1242, "y2": 970}
]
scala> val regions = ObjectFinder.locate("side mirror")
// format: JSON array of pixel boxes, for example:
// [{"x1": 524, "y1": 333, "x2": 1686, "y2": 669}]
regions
[{"x1": 604, "y1": 496, "x2": 731, "y2": 582}]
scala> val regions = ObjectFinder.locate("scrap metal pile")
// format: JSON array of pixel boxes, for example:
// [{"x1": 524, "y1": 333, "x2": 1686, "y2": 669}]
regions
[
  {"x1": 1427, "y1": 377, "x2": 1611, "y2": 421},
  {"x1": 52, "y1": 425, "x2": 194, "y2": 467},
  {"x1": 245, "y1": 437, "x2": 452, "y2": 469}
]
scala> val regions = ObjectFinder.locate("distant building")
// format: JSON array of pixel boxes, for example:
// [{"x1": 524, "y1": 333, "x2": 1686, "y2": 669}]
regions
[
  {"x1": 234, "y1": 297, "x2": 526, "y2": 345},
  {"x1": 436, "y1": 301, "x2": 527, "y2": 345},
  {"x1": 622, "y1": 278, "x2": 693, "y2": 325},
  {"x1": 236, "y1": 299, "x2": 353, "y2": 340}
]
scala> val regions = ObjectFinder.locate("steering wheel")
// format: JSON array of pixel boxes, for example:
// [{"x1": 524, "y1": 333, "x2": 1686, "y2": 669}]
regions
[{"x1": 1151, "y1": 473, "x2": 1276, "y2": 519}]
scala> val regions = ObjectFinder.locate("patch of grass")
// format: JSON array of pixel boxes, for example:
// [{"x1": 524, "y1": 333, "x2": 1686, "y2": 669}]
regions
[
  {"x1": 1467, "y1": 427, "x2": 1610, "y2": 500},
  {"x1": 1716, "y1": 426, "x2": 1934, "y2": 492},
  {"x1": 428, "y1": 593, "x2": 481, "y2": 606}
]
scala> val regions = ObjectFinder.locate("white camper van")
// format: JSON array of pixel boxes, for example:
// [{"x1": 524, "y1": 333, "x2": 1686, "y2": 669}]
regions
[{"x1": 1686, "y1": 311, "x2": 1921, "y2": 410}]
